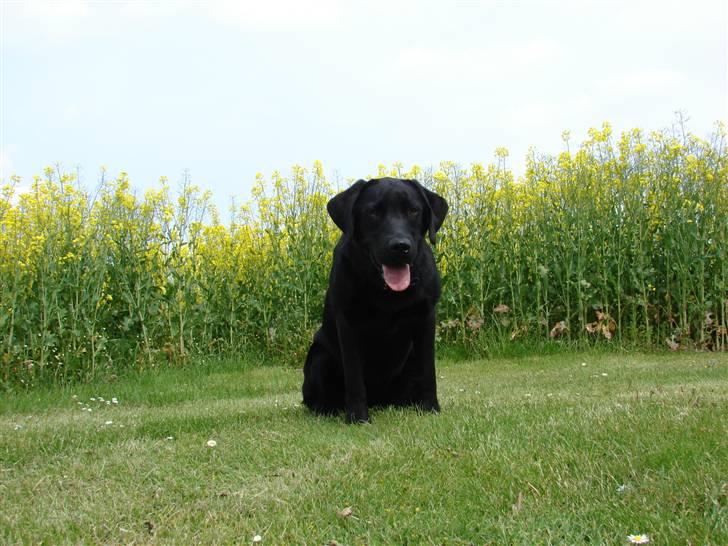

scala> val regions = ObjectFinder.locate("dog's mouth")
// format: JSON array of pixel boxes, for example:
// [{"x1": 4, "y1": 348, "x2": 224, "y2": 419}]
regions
[
  {"x1": 381, "y1": 264, "x2": 411, "y2": 292},
  {"x1": 368, "y1": 251, "x2": 416, "y2": 292}
]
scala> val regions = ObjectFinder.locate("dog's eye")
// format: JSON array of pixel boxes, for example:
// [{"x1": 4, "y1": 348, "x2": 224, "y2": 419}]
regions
[
  {"x1": 368, "y1": 208, "x2": 380, "y2": 218},
  {"x1": 407, "y1": 207, "x2": 420, "y2": 216}
]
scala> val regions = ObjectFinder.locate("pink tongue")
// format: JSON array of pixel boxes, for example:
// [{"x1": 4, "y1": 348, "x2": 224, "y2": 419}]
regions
[{"x1": 382, "y1": 264, "x2": 411, "y2": 291}]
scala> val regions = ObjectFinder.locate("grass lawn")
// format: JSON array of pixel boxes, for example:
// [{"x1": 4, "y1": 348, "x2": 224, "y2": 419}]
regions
[{"x1": 1, "y1": 351, "x2": 726, "y2": 545}]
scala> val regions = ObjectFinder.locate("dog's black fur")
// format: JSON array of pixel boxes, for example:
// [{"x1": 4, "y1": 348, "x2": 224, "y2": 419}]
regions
[{"x1": 302, "y1": 177, "x2": 448, "y2": 423}]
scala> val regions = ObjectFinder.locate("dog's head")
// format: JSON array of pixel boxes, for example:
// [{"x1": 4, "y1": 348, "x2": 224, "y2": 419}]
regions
[{"x1": 327, "y1": 177, "x2": 448, "y2": 292}]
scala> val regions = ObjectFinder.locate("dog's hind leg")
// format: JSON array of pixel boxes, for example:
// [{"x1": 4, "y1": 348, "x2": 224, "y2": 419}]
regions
[{"x1": 302, "y1": 343, "x2": 345, "y2": 415}]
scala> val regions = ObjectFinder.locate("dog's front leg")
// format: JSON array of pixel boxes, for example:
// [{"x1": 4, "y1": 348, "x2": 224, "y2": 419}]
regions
[
  {"x1": 412, "y1": 309, "x2": 440, "y2": 412},
  {"x1": 336, "y1": 313, "x2": 369, "y2": 423}
]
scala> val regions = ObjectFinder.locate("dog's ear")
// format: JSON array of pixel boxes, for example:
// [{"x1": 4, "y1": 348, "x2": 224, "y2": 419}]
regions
[
  {"x1": 327, "y1": 179, "x2": 368, "y2": 233},
  {"x1": 408, "y1": 179, "x2": 448, "y2": 244}
]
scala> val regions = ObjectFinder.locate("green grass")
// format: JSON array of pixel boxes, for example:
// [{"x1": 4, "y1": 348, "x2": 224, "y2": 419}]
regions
[{"x1": 1, "y1": 352, "x2": 726, "y2": 545}]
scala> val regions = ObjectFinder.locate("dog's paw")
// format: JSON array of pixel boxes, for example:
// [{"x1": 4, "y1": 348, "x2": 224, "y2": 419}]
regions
[
  {"x1": 345, "y1": 403, "x2": 370, "y2": 424},
  {"x1": 418, "y1": 397, "x2": 440, "y2": 413}
]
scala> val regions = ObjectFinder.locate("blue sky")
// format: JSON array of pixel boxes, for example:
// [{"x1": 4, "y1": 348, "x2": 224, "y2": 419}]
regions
[{"x1": 2, "y1": 0, "x2": 726, "y2": 213}]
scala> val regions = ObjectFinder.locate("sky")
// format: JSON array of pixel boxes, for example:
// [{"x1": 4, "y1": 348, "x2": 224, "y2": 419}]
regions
[{"x1": 1, "y1": 0, "x2": 726, "y2": 213}]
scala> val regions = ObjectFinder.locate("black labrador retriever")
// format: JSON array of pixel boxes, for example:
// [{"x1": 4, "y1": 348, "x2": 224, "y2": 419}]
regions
[{"x1": 302, "y1": 177, "x2": 448, "y2": 423}]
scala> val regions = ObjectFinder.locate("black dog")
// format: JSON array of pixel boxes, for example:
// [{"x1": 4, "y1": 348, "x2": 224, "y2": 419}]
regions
[{"x1": 302, "y1": 177, "x2": 448, "y2": 423}]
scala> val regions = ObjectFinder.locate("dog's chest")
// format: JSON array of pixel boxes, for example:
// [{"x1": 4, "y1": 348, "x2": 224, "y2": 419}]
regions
[{"x1": 353, "y1": 296, "x2": 427, "y2": 334}]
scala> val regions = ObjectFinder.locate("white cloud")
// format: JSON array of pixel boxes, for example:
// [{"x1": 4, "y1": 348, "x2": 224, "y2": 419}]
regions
[
  {"x1": 398, "y1": 39, "x2": 561, "y2": 82},
  {"x1": 617, "y1": 0, "x2": 725, "y2": 39},
  {"x1": 117, "y1": 0, "x2": 195, "y2": 19},
  {"x1": 506, "y1": 94, "x2": 597, "y2": 131},
  {"x1": 0, "y1": 150, "x2": 13, "y2": 179},
  {"x1": 61, "y1": 103, "x2": 82, "y2": 124},
  {"x1": 15, "y1": 0, "x2": 89, "y2": 20},
  {"x1": 208, "y1": 0, "x2": 342, "y2": 30},
  {"x1": 508, "y1": 100, "x2": 558, "y2": 129},
  {"x1": 605, "y1": 69, "x2": 684, "y2": 99},
  {"x1": 5, "y1": 0, "x2": 343, "y2": 42},
  {"x1": 8, "y1": 0, "x2": 91, "y2": 40}
]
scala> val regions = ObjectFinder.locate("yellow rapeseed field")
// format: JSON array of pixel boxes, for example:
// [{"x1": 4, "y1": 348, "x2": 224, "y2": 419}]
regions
[{"x1": 1, "y1": 123, "x2": 726, "y2": 386}]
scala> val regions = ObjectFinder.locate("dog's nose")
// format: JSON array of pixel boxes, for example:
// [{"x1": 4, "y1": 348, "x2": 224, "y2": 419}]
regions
[{"x1": 390, "y1": 239, "x2": 411, "y2": 255}]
